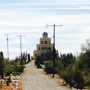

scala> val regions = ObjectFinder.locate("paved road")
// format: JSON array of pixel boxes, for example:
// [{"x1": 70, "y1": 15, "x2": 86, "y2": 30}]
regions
[{"x1": 21, "y1": 60, "x2": 69, "y2": 90}]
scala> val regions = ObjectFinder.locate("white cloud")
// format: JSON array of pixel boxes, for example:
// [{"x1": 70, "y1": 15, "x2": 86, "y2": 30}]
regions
[
  {"x1": 0, "y1": 0, "x2": 90, "y2": 59},
  {"x1": 81, "y1": 26, "x2": 90, "y2": 33},
  {"x1": 0, "y1": 21, "x2": 44, "y2": 27}
]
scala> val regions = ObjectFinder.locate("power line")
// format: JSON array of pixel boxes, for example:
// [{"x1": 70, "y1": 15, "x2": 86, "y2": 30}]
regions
[
  {"x1": 46, "y1": 24, "x2": 62, "y2": 78},
  {"x1": 4, "y1": 34, "x2": 10, "y2": 61},
  {"x1": 16, "y1": 35, "x2": 25, "y2": 65}
]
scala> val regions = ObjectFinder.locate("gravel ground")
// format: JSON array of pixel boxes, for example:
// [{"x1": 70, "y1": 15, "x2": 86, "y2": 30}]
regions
[{"x1": 21, "y1": 60, "x2": 70, "y2": 90}]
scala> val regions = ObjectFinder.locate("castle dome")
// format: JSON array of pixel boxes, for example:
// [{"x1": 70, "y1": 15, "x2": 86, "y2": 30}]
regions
[
  {"x1": 43, "y1": 32, "x2": 48, "y2": 36},
  {"x1": 43, "y1": 32, "x2": 48, "y2": 37}
]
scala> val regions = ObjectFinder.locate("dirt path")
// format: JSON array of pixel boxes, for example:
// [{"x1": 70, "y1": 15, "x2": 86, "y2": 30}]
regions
[{"x1": 21, "y1": 60, "x2": 70, "y2": 90}]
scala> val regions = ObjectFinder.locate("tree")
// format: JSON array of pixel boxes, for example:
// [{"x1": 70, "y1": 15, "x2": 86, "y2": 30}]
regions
[
  {"x1": 81, "y1": 39, "x2": 90, "y2": 51},
  {"x1": 59, "y1": 64, "x2": 85, "y2": 89},
  {"x1": 0, "y1": 52, "x2": 4, "y2": 78},
  {"x1": 76, "y1": 51, "x2": 90, "y2": 88},
  {"x1": 61, "y1": 53, "x2": 76, "y2": 68},
  {"x1": 44, "y1": 61, "x2": 53, "y2": 74},
  {"x1": 21, "y1": 52, "x2": 31, "y2": 64},
  {"x1": 59, "y1": 64, "x2": 75, "y2": 87},
  {"x1": 46, "y1": 50, "x2": 53, "y2": 61},
  {"x1": 55, "y1": 60, "x2": 64, "y2": 73},
  {"x1": 28, "y1": 54, "x2": 30, "y2": 62},
  {"x1": 35, "y1": 56, "x2": 43, "y2": 68},
  {"x1": 74, "y1": 70, "x2": 84, "y2": 89}
]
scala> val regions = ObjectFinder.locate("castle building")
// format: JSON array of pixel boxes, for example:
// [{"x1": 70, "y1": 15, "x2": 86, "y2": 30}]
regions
[{"x1": 33, "y1": 32, "x2": 54, "y2": 59}]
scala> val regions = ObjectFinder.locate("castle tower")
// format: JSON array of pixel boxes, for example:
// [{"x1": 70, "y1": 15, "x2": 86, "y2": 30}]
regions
[{"x1": 33, "y1": 32, "x2": 53, "y2": 59}]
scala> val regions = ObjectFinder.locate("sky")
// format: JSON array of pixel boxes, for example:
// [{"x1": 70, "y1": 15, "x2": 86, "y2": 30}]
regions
[{"x1": 0, "y1": 0, "x2": 90, "y2": 60}]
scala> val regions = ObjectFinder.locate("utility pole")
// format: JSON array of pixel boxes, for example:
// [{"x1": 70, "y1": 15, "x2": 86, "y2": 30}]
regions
[
  {"x1": 46, "y1": 24, "x2": 62, "y2": 78},
  {"x1": 4, "y1": 34, "x2": 10, "y2": 61},
  {"x1": 16, "y1": 35, "x2": 25, "y2": 65}
]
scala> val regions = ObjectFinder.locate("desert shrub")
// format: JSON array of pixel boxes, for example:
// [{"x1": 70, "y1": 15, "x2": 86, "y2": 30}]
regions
[{"x1": 44, "y1": 61, "x2": 53, "y2": 74}]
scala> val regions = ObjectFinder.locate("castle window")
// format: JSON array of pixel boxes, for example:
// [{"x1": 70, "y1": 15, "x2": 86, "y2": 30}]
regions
[
  {"x1": 41, "y1": 53, "x2": 44, "y2": 56},
  {"x1": 45, "y1": 41, "x2": 47, "y2": 44},
  {"x1": 41, "y1": 41, "x2": 43, "y2": 44},
  {"x1": 48, "y1": 47, "x2": 51, "y2": 50},
  {"x1": 45, "y1": 47, "x2": 47, "y2": 50},
  {"x1": 38, "y1": 47, "x2": 40, "y2": 50},
  {"x1": 42, "y1": 47, "x2": 44, "y2": 50},
  {"x1": 41, "y1": 53, "x2": 43, "y2": 56},
  {"x1": 45, "y1": 53, "x2": 47, "y2": 56},
  {"x1": 35, "y1": 54, "x2": 37, "y2": 57}
]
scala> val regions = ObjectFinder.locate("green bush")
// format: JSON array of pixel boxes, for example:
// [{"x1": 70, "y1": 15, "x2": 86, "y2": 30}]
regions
[
  {"x1": 44, "y1": 61, "x2": 53, "y2": 74},
  {"x1": 59, "y1": 67, "x2": 85, "y2": 89},
  {"x1": 14, "y1": 65, "x2": 25, "y2": 72},
  {"x1": 12, "y1": 72, "x2": 22, "y2": 76},
  {"x1": 5, "y1": 65, "x2": 13, "y2": 76},
  {"x1": 5, "y1": 65, "x2": 25, "y2": 76}
]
